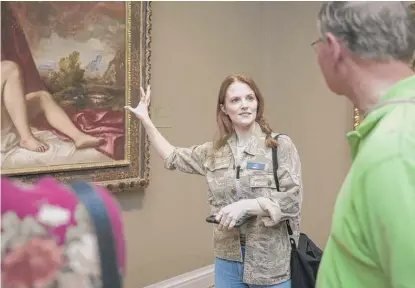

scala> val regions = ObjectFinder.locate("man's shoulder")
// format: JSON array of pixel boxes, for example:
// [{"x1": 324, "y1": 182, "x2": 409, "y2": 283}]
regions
[{"x1": 359, "y1": 104, "x2": 415, "y2": 168}]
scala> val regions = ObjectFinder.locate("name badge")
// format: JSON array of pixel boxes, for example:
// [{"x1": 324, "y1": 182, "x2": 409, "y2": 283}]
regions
[{"x1": 247, "y1": 162, "x2": 265, "y2": 170}]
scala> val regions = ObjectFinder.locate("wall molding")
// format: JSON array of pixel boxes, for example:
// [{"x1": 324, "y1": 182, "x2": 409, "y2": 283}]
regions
[{"x1": 143, "y1": 265, "x2": 214, "y2": 288}]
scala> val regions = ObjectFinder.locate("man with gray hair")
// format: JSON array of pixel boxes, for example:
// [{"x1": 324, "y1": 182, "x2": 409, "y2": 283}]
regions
[{"x1": 314, "y1": 2, "x2": 415, "y2": 288}]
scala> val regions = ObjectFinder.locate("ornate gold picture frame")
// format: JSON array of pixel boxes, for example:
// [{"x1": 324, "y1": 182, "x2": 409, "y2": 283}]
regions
[
  {"x1": 1, "y1": 1, "x2": 151, "y2": 193},
  {"x1": 353, "y1": 3, "x2": 415, "y2": 130}
]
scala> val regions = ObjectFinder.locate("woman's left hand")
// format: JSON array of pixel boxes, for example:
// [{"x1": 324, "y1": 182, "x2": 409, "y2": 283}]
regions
[
  {"x1": 215, "y1": 200, "x2": 249, "y2": 230},
  {"x1": 124, "y1": 86, "x2": 151, "y2": 121}
]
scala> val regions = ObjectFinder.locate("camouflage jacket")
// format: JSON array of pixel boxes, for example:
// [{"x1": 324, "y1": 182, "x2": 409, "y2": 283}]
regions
[{"x1": 164, "y1": 123, "x2": 303, "y2": 285}]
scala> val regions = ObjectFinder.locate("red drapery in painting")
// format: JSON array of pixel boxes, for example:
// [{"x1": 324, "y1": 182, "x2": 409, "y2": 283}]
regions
[{"x1": 1, "y1": 2, "x2": 126, "y2": 160}]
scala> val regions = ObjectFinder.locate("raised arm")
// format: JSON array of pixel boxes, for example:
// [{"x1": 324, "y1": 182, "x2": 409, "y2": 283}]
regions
[
  {"x1": 125, "y1": 86, "x2": 210, "y2": 176},
  {"x1": 125, "y1": 86, "x2": 174, "y2": 159}
]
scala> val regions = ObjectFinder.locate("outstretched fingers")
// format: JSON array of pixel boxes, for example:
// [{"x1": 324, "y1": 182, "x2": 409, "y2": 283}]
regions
[
  {"x1": 139, "y1": 85, "x2": 151, "y2": 106},
  {"x1": 124, "y1": 105, "x2": 134, "y2": 112},
  {"x1": 146, "y1": 85, "x2": 151, "y2": 104}
]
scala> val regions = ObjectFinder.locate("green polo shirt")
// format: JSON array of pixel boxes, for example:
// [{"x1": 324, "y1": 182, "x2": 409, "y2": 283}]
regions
[{"x1": 316, "y1": 75, "x2": 415, "y2": 288}]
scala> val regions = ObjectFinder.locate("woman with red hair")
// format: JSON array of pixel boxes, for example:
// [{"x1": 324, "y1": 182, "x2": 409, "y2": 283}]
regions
[{"x1": 126, "y1": 74, "x2": 303, "y2": 287}]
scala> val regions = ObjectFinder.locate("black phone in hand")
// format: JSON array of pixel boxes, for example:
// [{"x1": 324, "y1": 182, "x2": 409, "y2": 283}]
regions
[{"x1": 205, "y1": 214, "x2": 253, "y2": 228}]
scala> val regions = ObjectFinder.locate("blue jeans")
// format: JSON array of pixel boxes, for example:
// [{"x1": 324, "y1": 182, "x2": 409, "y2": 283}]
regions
[{"x1": 215, "y1": 247, "x2": 291, "y2": 288}]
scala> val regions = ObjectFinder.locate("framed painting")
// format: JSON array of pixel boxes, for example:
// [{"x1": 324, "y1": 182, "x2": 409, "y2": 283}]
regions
[
  {"x1": 1, "y1": 1, "x2": 152, "y2": 192},
  {"x1": 353, "y1": 3, "x2": 415, "y2": 130}
]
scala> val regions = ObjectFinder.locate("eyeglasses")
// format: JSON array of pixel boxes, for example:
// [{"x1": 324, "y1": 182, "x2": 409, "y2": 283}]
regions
[{"x1": 311, "y1": 38, "x2": 323, "y2": 51}]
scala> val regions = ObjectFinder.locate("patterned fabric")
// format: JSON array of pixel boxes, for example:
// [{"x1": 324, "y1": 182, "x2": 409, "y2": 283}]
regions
[
  {"x1": 1, "y1": 176, "x2": 125, "y2": 288},
  {"x1": 164, "y1": 122, "x2": 303, "y2": 286}
]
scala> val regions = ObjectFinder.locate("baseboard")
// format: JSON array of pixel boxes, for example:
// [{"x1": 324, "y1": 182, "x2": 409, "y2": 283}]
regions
[{"x1": 143, "y1": 265, "x2": 214, "y2": 288}]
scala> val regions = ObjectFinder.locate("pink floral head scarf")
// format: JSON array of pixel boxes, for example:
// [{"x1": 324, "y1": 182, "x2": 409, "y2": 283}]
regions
[{"x1": 1, "y1": 176, "x2": 125, "y2": 288}]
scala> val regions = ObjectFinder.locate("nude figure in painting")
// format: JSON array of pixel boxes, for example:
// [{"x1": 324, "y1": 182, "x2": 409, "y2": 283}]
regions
[
  {"x1": 1, "y1": 61, "x2": 105, "y2": 152},
  {"x1": 1, "y1": 2, "x2": 104, "y2": 153}
]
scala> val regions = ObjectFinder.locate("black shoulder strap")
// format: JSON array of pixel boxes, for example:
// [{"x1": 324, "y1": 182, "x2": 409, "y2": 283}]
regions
[
  {"x1": 272, "y1": 134, "x2": 296, "y2": 249},
  {"x1": 271, "y1": 134, "x2": 283, "y2": 191}
]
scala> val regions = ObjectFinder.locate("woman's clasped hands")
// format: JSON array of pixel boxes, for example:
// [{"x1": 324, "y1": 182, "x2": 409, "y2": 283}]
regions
[{"x1": 215, "y1": 200, "x2": 251, "y2": 230}]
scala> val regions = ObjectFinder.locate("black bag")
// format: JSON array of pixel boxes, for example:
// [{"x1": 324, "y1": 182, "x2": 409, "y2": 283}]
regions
[{"x1": 272, "y1": 134, "x2": 323, "y2": 288}]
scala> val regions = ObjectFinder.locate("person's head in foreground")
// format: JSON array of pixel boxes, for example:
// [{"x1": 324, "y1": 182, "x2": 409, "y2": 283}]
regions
[
  {"x1": 1, "y1": 177, "x2": 125, "y2": 288},
  {"x1": 314, "y1": 1, "x2": 415, "y2": 112}
]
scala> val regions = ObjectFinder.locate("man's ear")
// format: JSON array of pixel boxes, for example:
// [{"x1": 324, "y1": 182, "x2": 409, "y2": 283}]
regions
[
  {"x1": 220, "y1": 104, "x2": 227, "y2": 115},
  {"x1": 325, "y1": 32, "x2": 343, "y2": 65}
]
